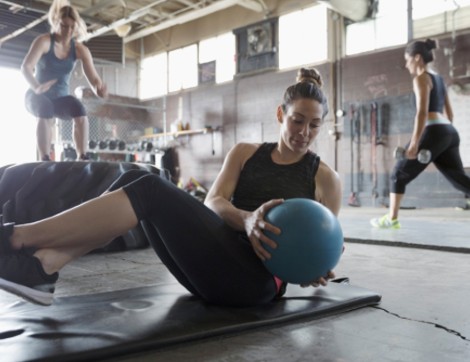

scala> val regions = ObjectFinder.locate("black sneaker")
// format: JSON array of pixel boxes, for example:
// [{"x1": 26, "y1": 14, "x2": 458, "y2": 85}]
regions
[
  {"x1": 0, "y1": 219, "x2": 14, "y2": 254},
  {"x1": 0, "y1": 251, "x2": 58, "y2": 306}
]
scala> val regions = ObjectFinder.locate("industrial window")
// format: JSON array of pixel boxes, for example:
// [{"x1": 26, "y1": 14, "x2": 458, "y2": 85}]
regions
[
  {"x1": 412, "y1": 0, "x2": 470, "y2": 38},
  {"x1": 413, "y1": 0, "x2": 470, "y2": 19},
  {"x1": 278, "y1": 5, "x2": 328, "y2": 70},
  {"x1": 139, "y1": 52, "x2": 167, "y2": 100},
  {"x1": 346, "y1": 0, "x2": 407, "y2": 55},
  {"x1": 199, "y1": 32, "x2": 235, "y2": 84},
  {"x1": 168, "y1": 44, "x2": 198, "y2": 92}
]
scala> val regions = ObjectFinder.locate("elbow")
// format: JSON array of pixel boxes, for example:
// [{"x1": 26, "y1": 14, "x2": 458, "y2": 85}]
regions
[
  {"x1": 20, "y1": 63, "x2": 28, "y2": 76},
  {"x1": 20, "y1": 63, "x2": 34, "y2": 78},
  {"x1": 447, "y1": 111, "x2": 454, "y2": 122},
  {"x1": 204, "y1": 194, "x2": 226, "y2": 214},
  {"x1": 416, "y1": 110, "x2": 428, "y2": 121},
  {"x1": 203, "y1": 194, "x2": 217, "y2": 209},
  {"x1": 203, "y1": 197, "x2": 213, "y2": 208}
]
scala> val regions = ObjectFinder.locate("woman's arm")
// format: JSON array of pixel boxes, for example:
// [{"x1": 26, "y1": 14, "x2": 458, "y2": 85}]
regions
[
  {"x1": 20, "y1": 34, "x2": 56, "y2": 93},
  {"x1": 444, "y1": 91, "x2": 454, "y2": 123},
  {"x1": 408, "y1": 73, "x2": 431, "y2": 157},
  {"x1": 314, "y1": 161, "x2": 342, "y2": 216},
  {"x1": 204, "y1": 143, "x2": 256, "y2": 231},
  {"x1": 204, "y1": 143, "x2": 281, "y2": 260},
  {"x1": 298, "y1": 161, "x2": 341, "y2": 288},
  {"x1": 76, "y1": 43, "x2": 107, "y2": 98}
]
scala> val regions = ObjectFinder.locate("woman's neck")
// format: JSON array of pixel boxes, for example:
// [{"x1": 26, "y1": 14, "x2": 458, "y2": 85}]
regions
[
  {"x1": 273, "y1": 141, "x2": 306, "y2": 165},
  {"x1": 54, "y1": 32, "x2": 71, "y2": 45},
  {"x1": 416, "y1": 65, "x2": 428, "y2": 76}
]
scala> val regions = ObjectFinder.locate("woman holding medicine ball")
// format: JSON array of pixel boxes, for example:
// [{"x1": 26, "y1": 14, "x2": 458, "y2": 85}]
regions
[{"x1": 0, "y1": 67, "x2": 342, "y2": 307}]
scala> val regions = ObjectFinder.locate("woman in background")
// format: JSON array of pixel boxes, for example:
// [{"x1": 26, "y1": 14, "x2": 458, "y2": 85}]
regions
[
  {"x1": 371, "y1": 38, "x2": 470, "y2": 229},
  {"x1": 21, "y1": 0, "x2": 107, "y2": 161}
]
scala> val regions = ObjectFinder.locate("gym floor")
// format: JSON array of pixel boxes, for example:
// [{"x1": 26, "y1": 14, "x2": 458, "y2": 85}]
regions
[{"x1": 1, "y1": 206, "x2": 469, "y2": 361}]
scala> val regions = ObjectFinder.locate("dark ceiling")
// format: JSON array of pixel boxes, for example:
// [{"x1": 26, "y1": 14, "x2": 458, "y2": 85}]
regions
[
  {"x1": 0, "y1": 0, "x2": 267, "y2": 68},
  {"x1": 0, "y1": 1, "x2": 375, "y2": 69}
]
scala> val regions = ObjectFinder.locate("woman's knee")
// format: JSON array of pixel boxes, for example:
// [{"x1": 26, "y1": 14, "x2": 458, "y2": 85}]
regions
[
  {"x1": 122, "y1": 173, "x2": 172, "y2": 218},
  {"x1": 390, "y1": 168, "x2": 408, "y2": 194},
  {"x1": 107, "y1": 170, "x2": 152, "y2": 191}
]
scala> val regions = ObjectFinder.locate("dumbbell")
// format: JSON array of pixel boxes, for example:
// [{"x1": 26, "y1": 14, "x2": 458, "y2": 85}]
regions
[
  {"x1": 99, "y1": 140, "x2": 108, "y2": 150},
  {"x1": 88, "y1": 140, "x2": 97, "y2": 150},
  {"x1": 62, "y1": 144, "x2": 77, "y2": 161},
  {"x1": 140, "y1": 141, "x2": 153, "y2": 152},
  {"x1": 108, "y1": 139, "x2": 117, "y2": 150},
  {"x1": 393, "y1": 146, "x2": 431, "y2": 164}
]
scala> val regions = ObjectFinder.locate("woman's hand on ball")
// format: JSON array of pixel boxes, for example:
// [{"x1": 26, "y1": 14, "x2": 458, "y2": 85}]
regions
[
  {"x1": 300, "y1": 270, "x2": 335, "y2": 288},
  {"x1": 245, "y1": 199, "x2": 284, "y2": 261}
]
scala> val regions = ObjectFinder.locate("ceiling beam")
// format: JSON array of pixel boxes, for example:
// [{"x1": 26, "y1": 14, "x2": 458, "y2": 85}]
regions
[
  {"x1": 80, "y1": 0, "x2": 125, "y2": 16},
  {"x1": 0, "y1": 13, "x2": 47, "y2": 46},
  {"x1": 0, "y1": 0, "x2": 112, "y2": 46},
  {"x1": 238, "y1": 0, "x2": 265, "y2": 13},
  {"x1": 0, "y1": 0, "x2": 47, "y2": 13},
  {"x1": 0, "y1": 0, "x2": 267, "y2": 48},
  {"x1": 124, "y1": 0, "x2": 263, "y2": 44},
  {"x1": 79, "y1": 0, "x2": 169, "y2": 42}
]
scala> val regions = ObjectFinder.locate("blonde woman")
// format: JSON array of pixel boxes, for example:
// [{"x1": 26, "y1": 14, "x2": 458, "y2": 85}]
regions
[{"x1": 21, "y1": 0, "x2": 107, "y2": 161}]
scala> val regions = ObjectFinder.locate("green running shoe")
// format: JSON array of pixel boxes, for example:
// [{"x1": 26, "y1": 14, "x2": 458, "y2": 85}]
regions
[{"x1": 370, "y1": 214, "x2": 401, "y2": 229}]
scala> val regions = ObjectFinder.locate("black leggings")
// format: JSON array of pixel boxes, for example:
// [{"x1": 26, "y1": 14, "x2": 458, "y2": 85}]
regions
[
  {"x1": 107, "y1": 170, "x2": 278, "y2": 307},
  {"x1": 391, "y1": 123, "x2": 470, "y2": 195}
]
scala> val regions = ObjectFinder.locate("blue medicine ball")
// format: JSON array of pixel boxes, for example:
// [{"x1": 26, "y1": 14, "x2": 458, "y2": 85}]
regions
[{"x1": 263, "y1": 198, "x2": 343, "y2": 285}]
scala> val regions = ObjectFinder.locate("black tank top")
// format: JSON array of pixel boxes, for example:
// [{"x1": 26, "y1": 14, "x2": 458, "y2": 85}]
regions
[
  {"x1": 231, "y1": 142, "x2": 320, "y2": 211},
  {"x1": 427, "y1": 72, "x2": 446, "y2": 113}
]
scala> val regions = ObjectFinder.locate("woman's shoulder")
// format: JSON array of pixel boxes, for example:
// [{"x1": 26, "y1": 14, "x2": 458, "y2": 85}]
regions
[
  {"x1": 316, "y1": 160, "x2": 340, "y2": 185},
  {"x1": 414, "y1": 71, "x2": 433, "y2": 88},
  {"x1": 28, "y1": 33, "x2": 52, "y2": 54},
  {"x1": 230, "y1": 142, "x2": 261, "y2": 156},
  {"x1": 426, "y1": 69, "x2": 440, "y2": 76},
  {"x1": 415, "y1": 71, "x2": 429, "y2": 80},
  {"x1": 38, "y1": 33, "x2": 51, "y2": 39},
  {"x1": 228, "y1": 142, "x2": 261, "y2": 165},
  {"x1": 74, "y1": 41, "x2": 91, "y2": 59},
  {"x1": 315, "y1": 160, "x2": 342, "y2": 215},
  {"x1": 34, "y1": 33, "x2": 52, "y2": 46}
]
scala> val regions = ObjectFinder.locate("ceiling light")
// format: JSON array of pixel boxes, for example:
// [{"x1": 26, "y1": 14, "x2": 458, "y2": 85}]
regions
[{"x1": 115, "y1": 24, "x2": 131, "y2": 37}]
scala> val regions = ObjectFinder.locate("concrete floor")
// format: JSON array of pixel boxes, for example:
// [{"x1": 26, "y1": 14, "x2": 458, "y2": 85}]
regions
[{"x1": 1, "y1": 206, "x2": 470, "y2": 361}]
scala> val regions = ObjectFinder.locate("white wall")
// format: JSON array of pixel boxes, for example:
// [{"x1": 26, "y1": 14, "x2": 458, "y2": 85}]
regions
[{"x1": 0, "y1": 68, "x2": 36, "y2": 166}]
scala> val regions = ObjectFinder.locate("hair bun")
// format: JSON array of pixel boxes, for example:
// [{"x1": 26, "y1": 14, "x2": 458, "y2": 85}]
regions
[
  {"x1": 425, "y1": 38, "x2": 437, "y2": 50},
  {"x1": 296, "y1": 67, "x2": 323, "y2": 87}
]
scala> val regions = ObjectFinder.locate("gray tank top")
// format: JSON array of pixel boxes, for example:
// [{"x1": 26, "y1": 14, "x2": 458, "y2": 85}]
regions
[
  {"x1": 231, "y1": 142, "x2": 320, "y2": 211},
  {"x1": 35, "y1": 34, "x2": 76, "y2": 99}
]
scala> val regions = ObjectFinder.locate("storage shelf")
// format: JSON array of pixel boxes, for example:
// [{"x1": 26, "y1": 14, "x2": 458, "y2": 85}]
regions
[
  {"x1": 139, "y1": 127, "x2": 216, "y2": 140},
  {"x1": 89, "y1": 150, "x2": 129, "y2": 154}
]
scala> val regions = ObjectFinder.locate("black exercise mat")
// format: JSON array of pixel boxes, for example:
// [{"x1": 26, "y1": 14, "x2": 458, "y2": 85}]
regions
[{"x1": 0, "y1": 282, "x2": 381, "y2": 362}]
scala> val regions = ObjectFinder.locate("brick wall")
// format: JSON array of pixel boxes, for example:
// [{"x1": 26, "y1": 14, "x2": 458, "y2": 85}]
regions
[{"x1": 137, "y1": 35, "x2": 470, "y2": 208}]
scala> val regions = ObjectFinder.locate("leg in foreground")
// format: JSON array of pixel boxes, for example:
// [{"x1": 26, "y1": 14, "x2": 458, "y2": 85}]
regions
[{"x1": 0, "y1": 189, "x2": 138, "y2": 305}]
